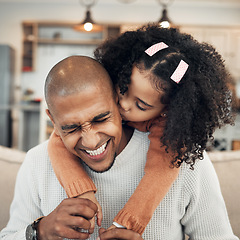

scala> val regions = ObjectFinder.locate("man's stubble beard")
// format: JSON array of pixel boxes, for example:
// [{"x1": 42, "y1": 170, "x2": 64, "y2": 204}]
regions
[{"x1": 81, "y1": 153, "x2": 117, "y2": 174}]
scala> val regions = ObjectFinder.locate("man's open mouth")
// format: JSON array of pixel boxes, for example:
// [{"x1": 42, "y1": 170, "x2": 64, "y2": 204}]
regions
[{"x1": 85, "y1": 141, "x2": 108, "y2": 156}]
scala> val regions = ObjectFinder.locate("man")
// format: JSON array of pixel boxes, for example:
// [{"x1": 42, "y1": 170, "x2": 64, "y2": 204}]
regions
[{"x1": 0, "y1": 56, "x2": 238, "y2": 240}]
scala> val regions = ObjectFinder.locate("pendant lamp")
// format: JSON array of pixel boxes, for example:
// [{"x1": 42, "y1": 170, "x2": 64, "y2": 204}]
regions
[
  {"x1": 157, "y1": 0, "x2": 174, "y2": 28},
  {"x1": 73, "y1": 0, "x2": 103, "y2": 32}
]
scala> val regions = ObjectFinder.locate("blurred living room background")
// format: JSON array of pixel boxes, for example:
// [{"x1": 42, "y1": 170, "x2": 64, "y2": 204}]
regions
[
  {"x1": 0, "y1": 0, "x2": 240, "y2": 236},
  {"x1": 0, "y1": 0, "x2": 239, "y2": 152}
]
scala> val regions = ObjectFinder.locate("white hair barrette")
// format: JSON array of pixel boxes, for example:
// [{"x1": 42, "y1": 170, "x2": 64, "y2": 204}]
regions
[{"x1": 145, "y1": 42, "x2": 189, "y2": 83}]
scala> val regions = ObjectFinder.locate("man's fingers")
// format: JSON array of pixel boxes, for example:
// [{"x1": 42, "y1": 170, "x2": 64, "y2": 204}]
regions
[
  {"x1": 77, "y1": 190, "x2": 103, "y2": 227},
  {"x1": 97, "y1": 205, "x2": 103, "y2": 227},
  {"x1": 63, "y1": 198, "x2": 96, "y2": 234},
  {"x1": 69, "y1": 205, "x2": 96, "y2": 220},
  {"x1": 57, "y1": 226, "x2": 90, "y2": 240},
  {"x1": 65, "y1": 215, "x2": 91, "y2": 231},
  {"x1": 61, "y1": 198, "x2": 98, "y2": 220},
  {"x1": 41, "y1": 198, "x2": 97, "y2": 239},
  {"x1": 64, "y1": 198, "x2": 98, "y2": 212},
  {"x1": 67, "y1": 198, "x2": 96, "y2": 235}
]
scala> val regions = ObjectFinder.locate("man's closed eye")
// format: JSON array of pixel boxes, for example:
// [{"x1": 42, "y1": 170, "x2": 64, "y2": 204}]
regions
[{"x1": 92, "y1": 117, "x2": 110, "y2": 124}]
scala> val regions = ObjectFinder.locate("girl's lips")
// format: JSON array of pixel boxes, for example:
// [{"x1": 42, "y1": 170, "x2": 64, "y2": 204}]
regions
[
  {"x1": 119, "y1": 112, "x2": 127, "y2": 121},
  {"x1": 118, "y1": 105, "x2": 127, "y2": 120}
]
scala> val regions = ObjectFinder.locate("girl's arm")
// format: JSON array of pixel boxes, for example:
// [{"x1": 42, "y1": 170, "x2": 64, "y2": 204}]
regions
[
  {"x1": 48, "y1": 131, "x2": 97, "y2": 197},
  {"x1": 113, "y1": 119, "x2": 180, "y2": 235}
]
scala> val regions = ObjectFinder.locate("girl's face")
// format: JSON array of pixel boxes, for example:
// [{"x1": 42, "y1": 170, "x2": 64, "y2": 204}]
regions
[{"x1": 117, "y1": 65, "x2": 166, "y2": 122}]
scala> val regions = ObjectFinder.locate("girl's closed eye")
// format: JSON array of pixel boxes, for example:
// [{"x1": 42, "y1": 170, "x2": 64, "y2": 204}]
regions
[
  {"x1": 136, "y1": 101, "x2": 147, "y2": 111},
  {"x1": 135, "y1": 97, "x2": 154, "y2": 112}
]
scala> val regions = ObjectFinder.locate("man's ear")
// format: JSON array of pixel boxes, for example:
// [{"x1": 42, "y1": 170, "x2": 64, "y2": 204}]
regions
[{"x1": 46, "y1": 109, "x2": 60, "y2": 136}]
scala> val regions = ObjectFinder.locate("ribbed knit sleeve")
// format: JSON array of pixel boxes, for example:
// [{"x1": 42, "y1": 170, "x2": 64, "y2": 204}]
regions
[{"x1": 48, "y1": 131, "x2": 97, "y2": 198}]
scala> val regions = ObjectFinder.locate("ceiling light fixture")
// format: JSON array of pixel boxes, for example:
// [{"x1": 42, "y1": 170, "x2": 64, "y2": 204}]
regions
[
  {"x1": 156, "y1": 0, "x2": 174, "y2": 28},
  {"x1": 159, "y1": 6, "x2": 171, "y2": 28},
  {"x1": 73, "y1": 0, "x2": 103, "y2": 32}
]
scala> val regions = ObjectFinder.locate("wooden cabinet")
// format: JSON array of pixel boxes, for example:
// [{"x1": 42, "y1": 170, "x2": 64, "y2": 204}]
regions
[
  {"x1": 230, "y1": 30, "x2": 240, "y2": 79},
  {"x1": 22, "y1": 22, "x2": 38, "y2": 71},
  {"x1": 180, "y1": 25, "x2": 240, "y2": 80},
  {"x1": 22, "y1": 21, "x2": 121, "y2": 72}
]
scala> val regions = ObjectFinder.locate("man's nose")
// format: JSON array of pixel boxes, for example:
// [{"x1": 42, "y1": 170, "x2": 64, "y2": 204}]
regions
[{"x1": 79, "y1": 128, "x2": 101, "y2": 150}]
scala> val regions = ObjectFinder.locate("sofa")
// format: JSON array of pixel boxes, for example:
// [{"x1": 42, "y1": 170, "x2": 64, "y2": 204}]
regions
[{"x1": 0, "y1": 145, "x2": 239, "y2": 237}]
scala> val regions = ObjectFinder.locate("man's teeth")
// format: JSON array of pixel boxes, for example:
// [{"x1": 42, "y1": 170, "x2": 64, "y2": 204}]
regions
[{"x1": 85, "y1": 142, "x2": 107, "y2": 156}]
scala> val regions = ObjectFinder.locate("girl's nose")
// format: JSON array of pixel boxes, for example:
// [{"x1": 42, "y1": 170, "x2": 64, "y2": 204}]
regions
[{"x1": 119, "y1": 96, "x2": 131, "y2": 112}]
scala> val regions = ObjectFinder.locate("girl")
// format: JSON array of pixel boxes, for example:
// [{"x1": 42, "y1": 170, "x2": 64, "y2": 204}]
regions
[{"x1": 48, "y1": 24, "x2": 235, "y2": 235}]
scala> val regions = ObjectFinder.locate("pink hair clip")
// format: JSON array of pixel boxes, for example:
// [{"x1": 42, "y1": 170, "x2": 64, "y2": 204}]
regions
[
  {"x1": 145, "y1": 42, "x2": 169, "y2": 56},
  {"x1": 170, "y1": 60, "x2": 189, "y2": 84}
]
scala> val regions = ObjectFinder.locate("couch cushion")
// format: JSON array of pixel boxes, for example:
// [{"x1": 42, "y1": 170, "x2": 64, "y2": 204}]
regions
[
  {"x1": 209, "y1": 150, "x2": 240, "y2": 238},
  {"x1": 0, "y1": 146, "x2": 25, "y2": 230}
]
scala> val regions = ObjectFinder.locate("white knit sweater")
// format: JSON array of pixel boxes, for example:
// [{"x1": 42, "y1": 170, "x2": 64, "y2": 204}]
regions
[{"x1": 0, "y1": 130, "x2": 238, "y2": 240}]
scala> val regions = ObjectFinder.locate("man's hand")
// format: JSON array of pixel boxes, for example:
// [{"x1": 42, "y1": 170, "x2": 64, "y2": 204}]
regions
[
  {"x1": 97, "y1": 227, "x2": 144, "y2": 240},
  {"x1": 38, "y1": 198, "x2": 98, "y2": 240},
  {"x1": 77, "y1": 190, "x2": 103, "y2": 228}
]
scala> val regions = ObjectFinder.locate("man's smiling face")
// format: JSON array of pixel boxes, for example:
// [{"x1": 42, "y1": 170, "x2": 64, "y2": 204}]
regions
[{"x1": 48, "y1": 84, "x2": 122, "y2": 173}]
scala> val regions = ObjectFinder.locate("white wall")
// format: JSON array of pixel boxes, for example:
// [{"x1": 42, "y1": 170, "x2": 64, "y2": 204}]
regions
[{"x1": 0, "y1": 0, "x2": 240, "y2": 100}]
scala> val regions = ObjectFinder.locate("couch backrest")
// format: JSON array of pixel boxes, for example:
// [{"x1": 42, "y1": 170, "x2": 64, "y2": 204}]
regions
[
  {"x1": 0, "y1": 146, "x2": 25, "y2": 230},
  {"x1": 209, "y1": 150, "x2": 240, "y2": 238}
]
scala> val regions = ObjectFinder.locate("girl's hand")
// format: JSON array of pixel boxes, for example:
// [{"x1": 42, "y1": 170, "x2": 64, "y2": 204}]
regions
[
  {"x1": 97, "y1": 227, "x2": 144, "y2": 240},
  {"x1": 77, "y1": 191, "x2": 103, "y2": 229},
  {"x1": 107, "y1": 224, "x2": 117, "y2": 231}
]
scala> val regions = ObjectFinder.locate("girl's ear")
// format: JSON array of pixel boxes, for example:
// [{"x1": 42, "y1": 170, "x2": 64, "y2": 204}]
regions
[
  {"x1": 46, "y1": 109, "x2": 60, "y2": 136},
  {"x1": 160, "y1": 106, "x2": 168, "y2": 118},
  {"x1": 160, "y1": 112, "x2": 167, "y2": 118}
]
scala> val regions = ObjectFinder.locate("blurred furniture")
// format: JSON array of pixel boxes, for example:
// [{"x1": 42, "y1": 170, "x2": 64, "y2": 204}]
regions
[
  {"x1": 179, "y1": 25, "x2": 240, "y2": 81},
  {"x1": 212, "y1": 113, "x2": 240, "y2": 151},
  {"x1": 18, "y1": 102, "x2": 41, "y2": 151},
  {"x1": 0, "y1": 145, "x2": 239, "y2": 237},
  {"x1": 208, "y1": 150, "x2": 240, "y2": 237},
  {"x1": 22, "y1": 21, "x2": 121, "y2": 72},
  {"x1": 0, "y1": 145, "x2": 26, "y2": 230},
  {"x1": 0, "y1": 45, "x2": 15, "y2": 147}
]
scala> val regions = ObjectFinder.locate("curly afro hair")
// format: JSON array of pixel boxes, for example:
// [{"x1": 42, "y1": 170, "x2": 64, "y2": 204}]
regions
[{"x1": 94, "y1": 24, "x2": 235, "y2": 168}]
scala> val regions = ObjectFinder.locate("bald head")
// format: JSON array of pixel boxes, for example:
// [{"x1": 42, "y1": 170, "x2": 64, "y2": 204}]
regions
[{"x1": 45, "y1": 55, "x2": 114, "y2": 111}]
